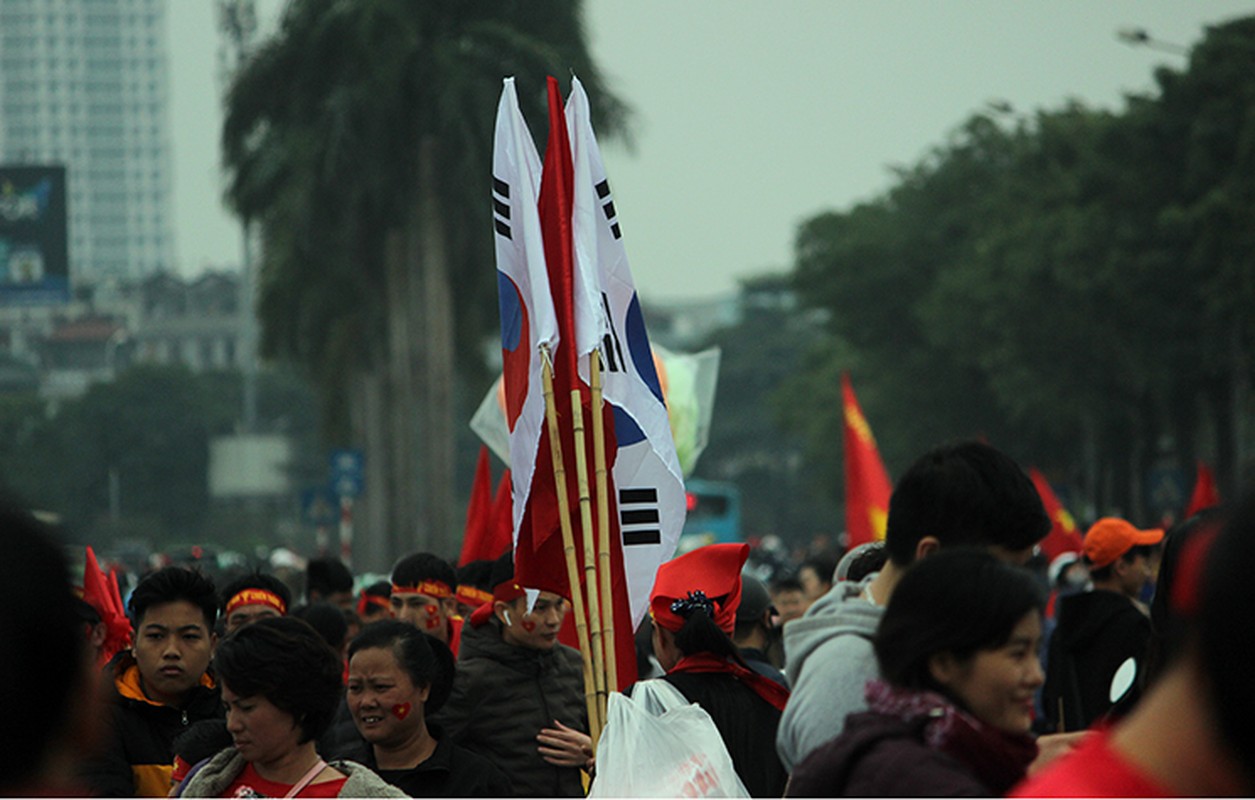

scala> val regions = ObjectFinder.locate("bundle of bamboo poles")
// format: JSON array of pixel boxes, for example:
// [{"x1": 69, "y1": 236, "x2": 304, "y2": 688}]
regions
[{"x1": 540, "y1": 348, "x2": 617, "y2": 747}]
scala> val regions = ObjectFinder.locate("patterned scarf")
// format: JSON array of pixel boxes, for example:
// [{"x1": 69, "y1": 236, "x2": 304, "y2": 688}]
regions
[{"x1": 864, "y1": 679, "x2": 1038, "y2": 795}]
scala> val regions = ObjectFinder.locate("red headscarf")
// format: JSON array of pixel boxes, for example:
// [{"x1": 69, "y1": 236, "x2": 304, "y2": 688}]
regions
[{"x1": 650, "y1": 543, "x2": 750, "y2": 635}]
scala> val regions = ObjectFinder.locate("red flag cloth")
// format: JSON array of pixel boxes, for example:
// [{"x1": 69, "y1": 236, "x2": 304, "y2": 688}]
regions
[
  {"x1": 1028, "y1": 467, "x2": 1084, "y2": 562},
  {"x1": 512, "y1": 76, "x2": 636, "y2": 689},
  {"x1": 83, "y1": 546, "x2": 132, "y2": 668},
  {"x1": 841, "y1": 373, "x2": 893, "y2": 547},
  {"x1": 485, "y1": 469, "x2": 515, "y2": 562},
  {"x1": 1185, "y1": 460, "x2": 1221, "y2": 518},
  {"x1": 458, "y1": 446, "x2": 496, "y2": 566}
]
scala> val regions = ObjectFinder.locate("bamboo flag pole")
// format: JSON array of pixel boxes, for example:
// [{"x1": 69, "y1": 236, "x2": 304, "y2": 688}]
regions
[
  {"x1": 590, "y1": 352, "x2": 618, "y2": 707},
  {"x1": 568, "y1": 368, "x2": 608, "y2": 739},
  {"x1": 541, "y1": 348, "x2": 601, "y2": 738}
]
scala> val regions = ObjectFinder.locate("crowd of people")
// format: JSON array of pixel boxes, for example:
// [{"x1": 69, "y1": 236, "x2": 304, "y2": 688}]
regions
[{"x1": 4, "y1": 438, "x2": 1254, "y2": 797}]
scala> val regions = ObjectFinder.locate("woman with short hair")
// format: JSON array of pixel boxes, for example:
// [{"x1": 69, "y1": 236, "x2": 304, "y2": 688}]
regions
[
  {"x1": 788, "y1": 549, "x2": 1045, "y2": 797},
  {"x1": 178, "y1": 617, "x2": 403, "y2": 798}
]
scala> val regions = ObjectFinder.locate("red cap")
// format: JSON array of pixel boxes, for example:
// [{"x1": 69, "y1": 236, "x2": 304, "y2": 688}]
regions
[
  {"x1": 468, "y1": 575, "x2": 527, "y2": 627},
  {"x1": 650, "y1": 543, "x2": 750, "y2": 635},
  {"x1": 1083, "y1": 517, "x2": 1164, "y2": 568}
]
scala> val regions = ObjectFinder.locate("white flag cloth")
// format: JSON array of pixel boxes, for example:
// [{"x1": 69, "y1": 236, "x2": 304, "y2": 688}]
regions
[
  {"x1": 491, "y1": 77, "x2": 557, "y2": 545},
  {"x1": 566, "y1": 75, "x2": 688, "y2": 625}
]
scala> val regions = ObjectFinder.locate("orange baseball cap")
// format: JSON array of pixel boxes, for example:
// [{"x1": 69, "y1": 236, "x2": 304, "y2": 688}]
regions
[{"x1": 1083, "y1": 517, "x2": 1165, "y2": 568}]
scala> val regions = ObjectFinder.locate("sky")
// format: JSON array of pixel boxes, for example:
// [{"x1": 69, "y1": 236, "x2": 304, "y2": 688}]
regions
[{"x1": 166, "y1": 1, "x2": 1255, "y2": 303}]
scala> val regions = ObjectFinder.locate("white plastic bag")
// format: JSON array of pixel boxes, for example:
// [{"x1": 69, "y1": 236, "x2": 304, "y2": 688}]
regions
[{"x1": 590, "y1": 680, "x2": 750, "y2": 798}]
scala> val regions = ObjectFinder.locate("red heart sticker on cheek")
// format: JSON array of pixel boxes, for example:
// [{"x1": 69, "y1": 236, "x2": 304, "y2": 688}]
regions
[
  {"x1": 391, "y1": 703, "x2": 412, "y2": 721},
  {"x1": 521, "y1": 619, "x2": 536, "y2": 632}
]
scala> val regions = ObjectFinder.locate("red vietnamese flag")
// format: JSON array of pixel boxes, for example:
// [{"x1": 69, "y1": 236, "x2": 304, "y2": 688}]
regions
[
  {"x1": 489, "y1": 469, "x2": 514, "y2": 556},
  {"x1": 842, "y1": 373, "x2": 893, "y2": 547},
  {"x1": 1028, "y1": 467, "x2": 1083, "y2": 562},
  {"x1": 1185, "y1": 459, "x2": 1221, "y2": 518},
  {"x1": 458, "y1": 446, "x2": 496, "y2": 566}
]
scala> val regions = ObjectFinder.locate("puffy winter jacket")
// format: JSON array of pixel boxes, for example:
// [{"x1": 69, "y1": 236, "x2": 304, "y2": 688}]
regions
[
  {"x1": 80, "y1": 653, "x2": 222, "y2": 797},
  {"x1": 429, "y1": 617, "x2": 587, "y2": 797}
]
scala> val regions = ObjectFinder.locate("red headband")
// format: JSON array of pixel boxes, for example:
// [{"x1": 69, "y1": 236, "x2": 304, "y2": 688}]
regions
[
  {"x1": 391, "y1": 580, "x2": 453, "y2": 599},
  {"x1": 356, "y1": 592, "x2": 390, "y2": 617},
  {"x1": 225, "y1": 589, "x2": 287, "y2": 616},
  {"x1": 456, "y1": 585, "x2": 493, "y2": 606}
]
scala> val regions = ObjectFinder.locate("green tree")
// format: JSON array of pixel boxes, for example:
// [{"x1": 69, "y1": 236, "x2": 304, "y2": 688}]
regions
[
  {"x1": 222, "y1": 0, "x2": 629, "y2": 565},
  {"x1": 692, "y1": 275, "x2": 837, "y2": 543},
  {"x1": 786, "y1": 16, "x2": 1255, "y2": 521}
]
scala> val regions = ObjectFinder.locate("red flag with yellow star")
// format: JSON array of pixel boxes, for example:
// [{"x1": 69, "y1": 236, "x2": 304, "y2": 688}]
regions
[
  {"x1": 1028, "y1": 467, "x2": 1083, "y2": 562},
  {"x1": 842, "y1": 372, "x2": 892, "y2": 547}
]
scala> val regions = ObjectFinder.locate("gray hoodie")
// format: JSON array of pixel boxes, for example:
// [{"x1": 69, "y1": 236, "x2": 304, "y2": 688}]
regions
[{"x1": 775, "y1": 573, "x2": 883, "y2": 772}]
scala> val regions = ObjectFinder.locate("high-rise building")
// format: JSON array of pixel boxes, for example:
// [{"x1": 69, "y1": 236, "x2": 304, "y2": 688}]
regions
[{"x1": 0, "y1": 0, "x2": 174, "y2": 284}]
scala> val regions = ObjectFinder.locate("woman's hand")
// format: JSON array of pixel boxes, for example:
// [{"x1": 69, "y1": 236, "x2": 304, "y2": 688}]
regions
[
  {"x1": 1029, "y1": 731, "x2": 1088, "y2": 775},
  {"x1": 537, "y1": 719, "x2": 594, "y2": 770}
]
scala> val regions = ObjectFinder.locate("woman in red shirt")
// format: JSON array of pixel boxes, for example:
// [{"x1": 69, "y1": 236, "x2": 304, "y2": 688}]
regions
[{"x1": 176, "y1": 617, "x2": 403, "y2": 797}]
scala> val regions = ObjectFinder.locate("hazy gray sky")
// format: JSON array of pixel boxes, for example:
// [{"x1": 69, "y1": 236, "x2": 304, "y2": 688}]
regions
[{"x1": 167, "y1": 1, "x2": 1255, "y2": 302}]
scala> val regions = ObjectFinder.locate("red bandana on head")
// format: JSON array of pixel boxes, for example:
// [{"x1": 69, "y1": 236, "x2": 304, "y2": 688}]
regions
[{"x1": 650, "y1": 543, "x2": 750, "y2": 635}]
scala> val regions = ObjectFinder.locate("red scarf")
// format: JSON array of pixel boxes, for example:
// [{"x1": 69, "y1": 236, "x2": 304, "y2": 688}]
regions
[
  {"x1": 865, "y1": 679, "x2": 1038, "y2": 795},
  {"x1": 668, "y1": 653, "x2": 790, "y2": 711}
]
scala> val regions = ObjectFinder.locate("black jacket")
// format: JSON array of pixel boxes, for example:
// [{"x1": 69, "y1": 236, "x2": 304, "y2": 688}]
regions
[
  {"x1": 333, "y1": 726, "x2": 511, "y2": 797},
  {"x1": 428, "y1": 618, "x2": 587, "y2": 797},
  {"x1": 79, "y1": 653, "x2": 222, "y2": 797},
  {"x1": 1042, "y1": 589, "x2": 1152, "y2": 732},
  {"x1": 662, "y1": 671, "x2": 788, "y2": 797}
]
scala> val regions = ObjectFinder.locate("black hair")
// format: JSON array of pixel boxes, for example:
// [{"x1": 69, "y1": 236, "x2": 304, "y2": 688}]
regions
[
  {"x1": 875, "y1": 549, "x2": 1045, "y2": 696},
  {"x1": 291, "y1": 602, "x2": 349, "y2": 652},
  {"x1": 213, "y1": 617, "x2": 343, "y2": 743},
  {"x1": 348, "y1": 620, "x2": 455, "y2": 714},
  {"x1": 884, "y1": 441, "x2": 1050, "y2": 567},
  {"x1": 1200, "y1": 489, "x2": 1255, "y2": 774},
  {"x1": 800, "y1": 555, "x2": 837, "y2": 587},
  {"x1": 171, "y1": 719, "x2": 231, "y2": 766},
  {"x1": 487, "y1": 550, "x2": 515, "y2": 590},
  {"x1": 305, "y1": 557, "x2": 353, "y2": 599},
  {"x1": 73, "y1": 596, "x2": 102, "y2": 626},
  {"x1": 0, "y1": 504, "x2": 83, "y2": 790},
  {"x1": 391, "y1": 552, "x2": 457, "y2": 592},
  {"x1": 771, "y1": 576, "x2": 803, "y2": 594},
  {"x1": 362, "y1": 580, "x2": 391, "y2": 600},
  {"x1": 129, "y1": 566, "x2": 219, "y2": 629},
  {"x1": 1086, "y1": 544, "x2": 1157, "y2": 582},
  {"x1": 672, "y1": 608, "x2": 740, "y2": 662},
  {"x1": 219, "y1": 571, "x2": 292, "y2": 616},
  {"x1": 457, "y1": 560, "x2": 493, "y2": 592},
  {"x1": 1142, "y1": 508, "x2": 1226, "y2": 689}
]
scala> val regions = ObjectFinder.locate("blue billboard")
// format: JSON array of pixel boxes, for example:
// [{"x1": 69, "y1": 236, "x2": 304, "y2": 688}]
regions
[{"x1": 0, "y1": 165, "x2": 69, "y2": 305}]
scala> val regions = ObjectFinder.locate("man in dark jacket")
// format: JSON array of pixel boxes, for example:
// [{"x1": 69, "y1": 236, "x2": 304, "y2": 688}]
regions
[
  {"x1": 429, "y1": 558, "x2": 590, "y2": 797},
  {"x1": 80, "y1": 566, "x2": 222, "y2": 797},
  {"x1": 1043, "y1": 517, "x2": 1163, "y2": 731}
]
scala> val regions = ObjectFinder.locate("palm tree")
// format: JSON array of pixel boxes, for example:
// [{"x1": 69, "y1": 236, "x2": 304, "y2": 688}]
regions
[{"x1": 222, "y1": 0, "x2": 629, "y2": 566}]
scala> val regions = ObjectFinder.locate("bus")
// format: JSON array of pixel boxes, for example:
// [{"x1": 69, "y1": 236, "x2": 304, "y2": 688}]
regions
[{"x1": 678, "y1": 478, "x2": 742, "y2": 553}]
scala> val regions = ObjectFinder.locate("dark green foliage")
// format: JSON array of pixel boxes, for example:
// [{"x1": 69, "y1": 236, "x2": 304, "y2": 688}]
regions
[{"x1": 781, "y1": 17, "x2": 1255, "y2": 521}]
